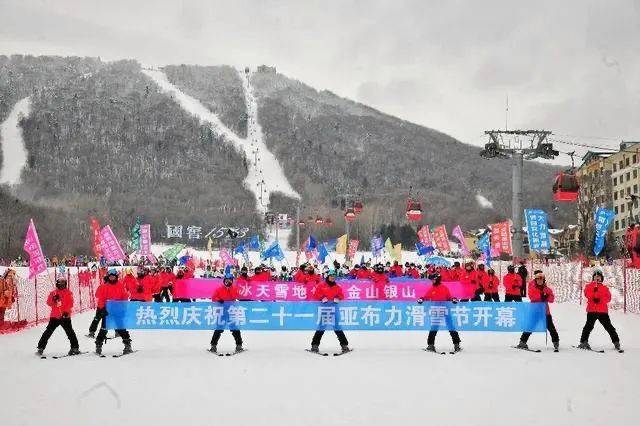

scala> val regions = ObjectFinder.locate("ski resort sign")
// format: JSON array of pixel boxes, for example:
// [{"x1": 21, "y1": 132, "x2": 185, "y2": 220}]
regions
[
  {"x1": 105, "y1": 301, "x2": 547, "y2": 332},
  {"x1": 165, "y1": 224, "x2": 250, "y2": 240}
]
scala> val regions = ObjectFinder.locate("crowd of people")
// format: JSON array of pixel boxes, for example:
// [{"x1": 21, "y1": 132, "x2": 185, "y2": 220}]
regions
[{"x1": 31, "y1": 259, "x2": 623, "y2": 357}]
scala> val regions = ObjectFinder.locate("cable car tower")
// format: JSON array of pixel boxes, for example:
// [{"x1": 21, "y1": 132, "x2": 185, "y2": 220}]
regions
[{"x1": 480, "y1": 129, "x2": 558, "y2": 259}]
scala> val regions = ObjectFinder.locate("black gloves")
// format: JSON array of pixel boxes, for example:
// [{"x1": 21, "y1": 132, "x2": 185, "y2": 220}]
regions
[
  {"x1": 137, "y1": 285, "x2": 144, "y2": 293},
  {"x1": 541, "y1": 293, "x2": 549, "y2": 301},
  {"x1": 52, "y1": 294, "x2": 61, "y2": 302},
  {"x1": 61, "y1": 312, "x2": 69, "y2": 319},
  {"x1": 592, "y1": 298, "x2": 601, "y2": 304}
]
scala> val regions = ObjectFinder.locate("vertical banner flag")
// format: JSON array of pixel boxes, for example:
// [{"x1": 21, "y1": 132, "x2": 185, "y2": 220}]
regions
[
  {"x1": 163, "y1": 243, "x2": 186, "y2": 261},
  {"x1": 139, "y1": 224, "x2": 151, "y2": 256},
  {"x1": 347, "y1": 239, "x2": 360, "y2": 260},
  {"x1": 129, "y1": 216, "x2": 141, "y2": 251},
  {"x1": 476, "y1": 232, "x2": 492, "y2": 267},
  {"x1": 417, "y1": 225, "x2": 433, "y2": 247},
  {"x1": 393, "y1": 243, "x2": 402, "y2": 261},
  {"x1": 593, "y1": 207, "x2": 616, "y2": 256},
  {"x1": 317, "y1": 243, "x2": 329, "y2": 263},
  {"x1": 220, "y1": 247, "x2": 238, "y2": 266},
  {"x1": 99, "y1": 226, "x2": 127, "y2": 261},
  {"x1": 207, "y1": 237, "x2": 214, "y2": 259},
  {"x1": 451, "y1": 225, "x2": 470, "y2": 255},
  {"x1": 336, "y1": 234, "x2": 348, "y2": 254},
  {"x1": 490, "y1": 221, "x2": 513, "y2": 255},
  {"x1": 371, "y1": 236, "x2": 384, "y2": 257},
  {"x1": 384, "y1": 238, "x2": 394, "y2": 257},
  {"x1": 23, "y1": 219, "x2": 47, "y2": 279},
  {"x1": 90, "y1": 217, "x2": 102, "y2": 256},
  {"x1": 524, "y1": 209, "x2": 551, "y2": 252},
  {"x1": 432, "y1": 225, "x2": 451, "y2": 253}
]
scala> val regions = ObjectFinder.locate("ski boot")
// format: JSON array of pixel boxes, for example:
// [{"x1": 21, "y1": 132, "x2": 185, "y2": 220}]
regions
[
  {"x1": 553, "y1": 341, "x2": 560, "y2": 352},
  {"x1": 340, "y1": 345, "x2": 351, "y2": 354},
  {"x1": 235, "y1": 344, "x2": 244, "y2": 353},
  {"x1": 426, "y1": 344, "x2": 437, "y2": 353},
  {"x1": 516, "y1": 341, "x2": 529, "y2": 350},
  {"x1": 36, "y1": 348, "x2": 44, "y2": 356},
  {"x1": 123, "y1": 340, "x2": 133, "y2": 355},
  {"x1": 453, "y1": 343, "x2": 462, "y2": 353},
  {"x1": 86, "y1": 331, "x2": 95, "y2": 338},
  {"x1": 68, "y1": 347, "x2": 82, "y2": 356},
  {"x1": 95, "y1": 343, "x2": 103, "y2": 355},
  {"x1": 577, "y1": 341, "x2": 591, "y2": 350},
  {"x1": 614, "y1": 341, "x2": 622, "y2": 351},
  {"x1": 309, "y1": 345, "x2": 320, "y2": 353},
  {"x1": 209, "y1": 345, "x2": 217, "y2": 353}
]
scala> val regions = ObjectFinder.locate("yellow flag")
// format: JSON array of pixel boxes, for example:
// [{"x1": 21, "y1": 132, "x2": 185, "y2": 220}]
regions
[
  {"x1": 336, "y1": 234, "x2": 348, "y2": 254},
  {"x1": 207, "y1": 237, "x2": 213, "y2": 259},
  {"x1": 385, "y1": 238, "x2": 393, "y2": 256},
  {"x1": 393, "y1": 243, "x2": 402, "y2": 261}
]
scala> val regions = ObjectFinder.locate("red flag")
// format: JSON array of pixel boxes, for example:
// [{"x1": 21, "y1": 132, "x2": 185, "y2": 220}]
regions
[
  {"x1": 490, "y1": 221, "x2": 513, "y2": 255},
  {"x1": 417, "y1": 225, "x2": 433, "y2": 246},
  {"x1": 90, "y1": 217, "x2": 102, "y2": 256},
  {"x1": 432, "y1": 225, "x2": 451, "y2": 253},
  {"x1": 23, "y1": 219, "x2": 47, "y2": 279}
]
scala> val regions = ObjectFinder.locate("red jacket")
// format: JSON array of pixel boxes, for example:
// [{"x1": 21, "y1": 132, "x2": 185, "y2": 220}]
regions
[
  {"x1": 460, "y1": 270, "x2": 476, "y2": 291},
  {"x1": 448, "y1": 268, "x2": 462, "y2": 281},
  {"x1": 503, "y1": 273, "x2": 523, "y2": 296},
  {"x1": 528, "y1": 283, "x2": 555, "y2": 314},
  {"x1": 472, "y1": 270, "x2": 487, "y2": 289},
  {"x1": 584, "y1": 281, "x2": 612, "y2": 313},
  {"x1": 293, "y1": 270, "x2": 307, "y2": 283},
  {"x1": 315, "y1": 283, "x2": 344, "y2": 301},
  {"x1": 355, "y1": 269, "x2": 371, "y2": 279},
  {"x1": 389, "y1": 265, "x2": 403, "y2": 277},
  {"x1": 212, "y1": 285, "x2": 240, "y2": 302},
  {"x1": 96, "y1": 282, "x2": 129, "y2": 309},
  {"x1": 405, "y1": 268, "x2": 420, "y2": 279},
  {"x1": 483, "y1": 275, "x2": 500, "y2": 294},
  {"x1": 370, "y1": 272, "x2": 389, "y2": 284},
  {"x1": 47, "y1": 289, "x2": 74, "y2": 319},
  {"x1": 420, "y1": 284, "x2": 452, "y2": 302},
  {"x1": 122, "y1": 275, "x2": 139, "y2": 297}
]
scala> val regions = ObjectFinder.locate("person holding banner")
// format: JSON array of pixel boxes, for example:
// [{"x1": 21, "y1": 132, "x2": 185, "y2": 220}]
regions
[
  {"x1": 210, "y1": 274, "x2": 243, "y2": 354},
  {"x1": 36, "y1": 277, "x2": 80, "y2": 356},
  {"x1": 417, "y1": 273, "x2": 461, "y2": 353},
  {"x1": 503, "y1": 265, "x2": 523, "y2": 302},
  {"x1": 516, "y1": 272, "x2": 559, "y2": 351},
  {"x1": 95, "y1": 269, "x2": 133, "y2": 356},
  {"x1": 310, "y1": 274, "x2": 350, "y2": 354},
  {"x1": 578, "y1": 271, "x2": 622, "y2": 351},
  {"x1": 459, "y1": 262, "x2": 477, "y2": 302}
]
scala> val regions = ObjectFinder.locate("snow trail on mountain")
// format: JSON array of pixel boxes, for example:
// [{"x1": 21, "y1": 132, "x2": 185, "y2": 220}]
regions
[
  {"x1": 141, "y1": 69, "x2": 299, "y2": 212},
  {"x1": 0, "y1": 97, "x2": 31, "y2": 185}
]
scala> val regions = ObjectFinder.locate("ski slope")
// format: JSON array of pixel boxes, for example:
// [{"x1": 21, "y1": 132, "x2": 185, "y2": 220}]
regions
[
  {"x1": 0, "y1": 96, "x2": 31, "y2": 185},
  {"x1": 2, "y1": 303, "x2": 637, "y2": 426},
  {"x1": 141, "y1": 69, "x2": 299, "y2": 212}
]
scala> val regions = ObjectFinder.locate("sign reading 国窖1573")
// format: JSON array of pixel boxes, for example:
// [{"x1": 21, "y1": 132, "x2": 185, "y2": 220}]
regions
[
  {"x1": 165, "y1": 224, "x2": 251, "y2": 240},
  {"x1": 105, "y1": 301, "x2": 547, "y2": 332}
]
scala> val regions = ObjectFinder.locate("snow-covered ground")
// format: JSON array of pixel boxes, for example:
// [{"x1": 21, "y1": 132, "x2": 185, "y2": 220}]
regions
[
  {"x1": 0, "y1": 96, "x2": 31, "y2": 185},
  {"x1": 2, "y1": 303, "x2": 637, "y2": 426},
  {"x1": 141, "y1": 69, "x2": 299, "y2": 212}
]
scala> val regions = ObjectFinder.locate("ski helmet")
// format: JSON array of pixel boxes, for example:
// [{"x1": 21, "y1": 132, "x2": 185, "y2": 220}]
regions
[
  {"x1": 507, "y1": 265, "x2": 515, "y2": 273},
  {"x1": 592, "y1": 270, "x2": 604, "y2": 281},
  {"x1": 55, "y1": 277, "x2": 67, "y2": 290}
]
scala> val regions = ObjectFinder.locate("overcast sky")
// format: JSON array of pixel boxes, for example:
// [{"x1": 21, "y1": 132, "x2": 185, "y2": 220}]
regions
[{"x1": 1, "y1": 0, "x2": 638, "y2": 165}]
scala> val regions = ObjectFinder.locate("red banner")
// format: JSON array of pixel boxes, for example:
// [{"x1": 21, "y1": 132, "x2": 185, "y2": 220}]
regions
[
  {"x1": 417, "y1": 225, "x2": 433, "y2": 246},
  {"x1": 490, "y1": 221, "x2": 512, "y2": 255},
  {"x1": 432, "y1": 225, "x2": 450, "y2": 253},
  {"x1": 90, "y1": 217, "x2": 102, "y2": 257},
  {"x1": 347, "y1": 239, "x2": 359, "y2": 260}
]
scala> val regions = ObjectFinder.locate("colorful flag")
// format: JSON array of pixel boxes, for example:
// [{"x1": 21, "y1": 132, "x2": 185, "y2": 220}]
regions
[
  {"x1": 384, "y1": 238, "x2": 393, "y2": 257},
  {"x1": 335, "y1": 234, "x2": 348, "y2": 254},
  {"x1": 347, "y1": 239, "x2": 360, "y2": 260},
  {"x1": 476, "y1": 232, "x2": 492, "y2": 267},
  {"x1": 490, "y1": 221, "x2": 512, "y2": 255},
  {"x1": 451, "y1": 225, "x2": 470, "y2": 255},
  {"x1": 129, "y1": 216, "x2": 141, "y2": 251},
  {"x1": 417, "y1": 225, "x2": 433, "y2": 246},
  {"x1": 593, "y1": 208, "x2": 615, "y2": 256},
  {"x1": 261, "y1": 241, "x2": 285, "y2": 261},
  {"x1": 317, "y1": 243, "x2": 329, "y2": 263},
  {"x1": 524, "y1": 209, "x2": 551, "y2": 252},
  {"x1": 90, "y1": 217, "x2": 102, "y2": 257},
  {"x1": 247, "y1": 235, "x2": 261, "y2": 250},
  {"x1": 371, "y1": 236, "x2": 384, "y2": 257},
  {"x1": 220, "y1": 248, "x2": 238, "y2": 266},
  {"x1": 139, "y1": 224, "x2": 151, "y2": 256},
  {"x1": 393, "y1": 243, "x2": 402, "y2": 261},
  {"x1": 23, "y1": 219, "x2": 47, "y2": 279},
  {"x1": 325, "y1": 239, "x2": 337, "y2": 252},
  {"x1": 416, "y1": 242, "x2": 434, "y2": 256},
  {"x1": 163, "y1": 243, "x2": 186, "y2": 261},
  {"x1": 99, "y1": 226, "x2": 127, "y2": 262},
  {"x1": 432, "y1": 225, "x2": 451, "y2": 253}
]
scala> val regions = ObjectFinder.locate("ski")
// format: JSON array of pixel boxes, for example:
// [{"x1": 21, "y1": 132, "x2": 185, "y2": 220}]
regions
[
  {"x1": 224, "y1": 349, "x2": 247, "y2": 357},
  {"x1": 305, "y1": 349, "x2": 329, "y2": 356},
  {"x1": 423, "y1": 348, "x2": 447, "y2": 355},
  {"x1": 572, "y1": 345, "x2": 605, "y2": 353},
  {"x1": 112, "y1": 350, "x2": 138, "y2": 358},
  {"x1": 333, "y1": 349, "x2": 353, "y2": 357},
  {"x1": 52, "y1": 351, "x2": 89, "y2": 359},
  {"x1": 85, "y1": 334, "x2": 116, "y2": 340},
  {"x1": 511, "y1": 346, "x2": 542, "y2": 353}
]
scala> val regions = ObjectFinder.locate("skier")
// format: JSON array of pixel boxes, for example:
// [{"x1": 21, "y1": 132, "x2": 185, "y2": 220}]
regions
[
  {"x1": 95, "y1": 269, "x2": 133, "y2": 355},
  {"x1": 87, "y1": 274, "x2": 108, "y2": 338},
  {"x1": 483, "y1": 268, "x2": 500, "y2": 301},
  {"x1": 578, "y1": 270, "x2": 622, "y2": 351},
  {"x1": 209, "y1": 274, "x2": 243, "y2": 354},
  {"x1": 417, "y1": 273, "x2": 461, "y2": 353},
  {"x1": 503, "y1": 265, "x2": 523, "y2": 302},
  {"x1": 516, "y1": 272, "x2": 559, "y2": 351},
  {"x1": 310, "y1": 274, "x2": 350, "y2": 354},
  {"x1": 36, "y1": 277, "x2": 80, "y2": 356}
]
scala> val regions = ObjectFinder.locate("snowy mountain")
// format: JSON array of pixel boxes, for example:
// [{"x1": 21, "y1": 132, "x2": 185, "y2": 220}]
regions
[{"x1": 0, "y1": 55, "x2": 571, "y2": 256}]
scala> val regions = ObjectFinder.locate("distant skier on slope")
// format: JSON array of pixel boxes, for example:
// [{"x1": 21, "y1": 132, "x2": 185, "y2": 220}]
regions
[
  {"x1": 309, "y1": 273, "x2": 351, "y2": 354},
  {"x1": 209, "y1": 274, "x2": 243, "y2": 354},
  {"x1": 417, "y1": 273, "x2": 461, "y2": 353},
  {"x1": 578, "y1": 270, "x2": 622, "y2": 351},
  {"x1": 516, "y1": 272, "x2": 560, "y2": 351},
  {"x1": 36, "y1": 277, "x2": 80, "y2": 356}
]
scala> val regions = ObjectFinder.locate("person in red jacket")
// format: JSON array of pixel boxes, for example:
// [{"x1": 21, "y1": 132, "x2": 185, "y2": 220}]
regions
[
  {"x1": 471, "y1": 264, "x2": 487, "y2": 301},
  {"x1": 36, "y1": 277, "x2": 80, "y2": 356},
  {"x1": 459, "y1": 262, "x2": 477, "y2": 301},
  {"x1": 578, "y1": 270, "x2": 622, "y2": 351},
  {"x1": 516, "y1": 272, "x2": 560, "y2": 351},
  {"x1": 417, "y1": 273, "x2": 461, "y2": 353},
  {"x1": 95, "y1": 269, "x2": 132, "y2": 355},
  {"x1": 172, "y1": 269, "x2": 192, "y2": 302},
  {"x1": 405, "y1": 264, "x2": 420, "y2": 279},
  {"x1": 209, "y1": 274, "x2": 243, "y2": 353},
  {"x1": 309, "y1": 274, "x2": 350, "y2": 353},
  {"x1": 124, "y1": 269, "x2": 145, "y2": 302},
  {"x1": 483, "y1": 268, "x2": 500, "y2": 302},
  {"x1": 389, "y1": 261, "x2": 404, "y2": 277},
  {"x1": 503, "y1": 265, "x2": 523, "y2": 302},
  {"x1": 448, "y1": 262, "x2": 462, "y2": 281}
]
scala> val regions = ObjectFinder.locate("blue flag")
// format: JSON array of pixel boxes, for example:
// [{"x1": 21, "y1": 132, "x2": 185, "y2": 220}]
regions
[
  {"x1": 261, "y1": 241, "x2": 285, "y2": 261},
  {"x1": 593, "y1": 208, "x2": 615, "y2": 256},
  {"x1": 317, "y1": 243, "x2": 329, "y2": 263},
  {"x1": 524, "y1": 209, "x2": 551, "y2": 252},
  {"x1": 416, "y1": 242, "x2": 435, "y2": 256},
  {"x1": 306, "y1": 235, "x2": 318, "y2": 251},
  {"x1": 248, "y1": 235, "x2": 261, "y2": 250},
  {"x1": 235, "y1": 243, "x2": 246, "y2": 254},
  {"x1": 370, "y1": 236, "x2": 384, "y2": 257},
  {"x1": 477, "y1": 233, "x2": 491, "y2": 267},
  {"x1": 325, "y1": 239, "x2": 337, "y2": 252}
]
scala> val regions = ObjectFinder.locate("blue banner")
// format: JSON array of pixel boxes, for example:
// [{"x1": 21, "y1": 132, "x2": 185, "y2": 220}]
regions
[
  {"x1": 261, "y1": 241, "x2": 285, "y2": 261},
  {"x1": 476, "y1": 233, "x2": 491, "y2": 267},
  {"x1": 371, "y1": 236, "x2": 384, "y2": 257},
  {"x1": 105, "y1": 301, "x2": 547, "y2": 332},
  {"x1": 593, "y1": 207, "x2": 615, "y2": 256},
  {"x1": 524, "y1": 209, "x2": 551, "y2": 252}
]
